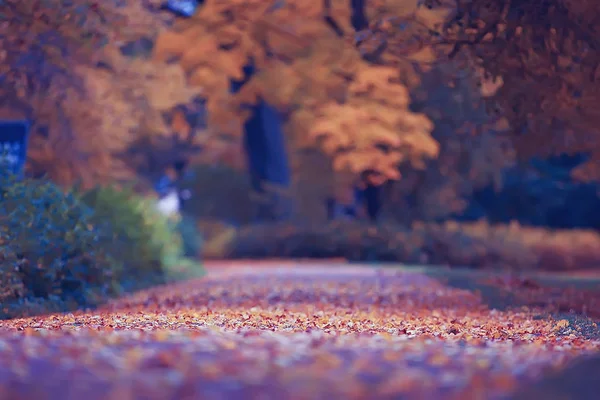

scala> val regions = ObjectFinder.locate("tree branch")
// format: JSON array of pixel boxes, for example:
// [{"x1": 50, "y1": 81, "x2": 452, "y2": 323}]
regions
[{"x1": 323, "y1": 0, "x2": 345, "y2": 37}]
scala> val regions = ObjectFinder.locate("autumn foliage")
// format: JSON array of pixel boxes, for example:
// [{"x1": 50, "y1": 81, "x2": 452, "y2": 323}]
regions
[
  {"x1": 0, "y1": 265, "x2": 599, "y2": 398},
  {"x1": 394, "y1": 0, "x2": 600, "y2": 180},
  {"x1": 151, "y1": 0, "x2": 440, "y2": 184},
  {"x1": 1, "y1": 0, "x2": 124, "y2": 186},
  {"x1": 0, "y1": 0, "x2": 205, "y2": 187},
  {"x1": 2, "y1": 0, "x2": 600, "y2": 214},
  {"x1": 2, "y1": 0, "x2": 441, "y2": 189}
]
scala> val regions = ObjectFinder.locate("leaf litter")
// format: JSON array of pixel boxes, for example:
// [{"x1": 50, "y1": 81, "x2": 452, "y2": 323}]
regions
[{"x1": 0, "y1": 265, "x2": 599, "y2": 400}]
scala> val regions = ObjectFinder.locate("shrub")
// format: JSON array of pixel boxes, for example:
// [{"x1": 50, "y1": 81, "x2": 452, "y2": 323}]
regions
[
  {"x1": 0, "y1": 177, "x2": 204, "y2": 320},
  {"x1": 0, "y1": 176, "x2": 119, "y2": 319},
  {"x1": 79, "y1": 185, "x2": 203, "y2": 288},
  {"x1": 209, "y1": 220, "x2": 600, "y2": 272}
]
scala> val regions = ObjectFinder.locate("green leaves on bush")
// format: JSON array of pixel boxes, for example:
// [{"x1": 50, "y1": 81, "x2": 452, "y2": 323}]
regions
[
  {"x1": 0, "y1": 175, "x2": 119, "y2": 318},
  {"x1": 79, "y1": 185, "x2": 203, "y2": 289},
  {"x1": 0, "y1": 177, "x2": 203, "y2": 320}
]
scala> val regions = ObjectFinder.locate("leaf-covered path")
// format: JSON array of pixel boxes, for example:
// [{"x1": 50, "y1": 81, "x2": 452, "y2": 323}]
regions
[{"x1": 1, "y1": 262, "x2": 599, "y2": 400}]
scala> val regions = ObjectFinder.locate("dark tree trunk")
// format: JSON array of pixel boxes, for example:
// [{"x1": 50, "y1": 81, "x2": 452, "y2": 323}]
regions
[
  {"x1": 232, "y1": 61, "x2": 292, "y2": 222},
  {"x1": 362, "y1": 182, "x2": 381, "y2": 221}
]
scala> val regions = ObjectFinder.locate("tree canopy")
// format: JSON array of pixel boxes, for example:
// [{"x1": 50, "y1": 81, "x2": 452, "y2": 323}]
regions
[
  {"x1": 1, "y1": 0, "x2": 599, "y2": 190},
  {"x1": 152, "y1": 0, "x2": 440, "y2": 183},
  {"x1": 1, "y1": 0, "x2": 200, "y2": 187},
  {"x1": 402, "y1": 0, "x2": 600, "y2": 179}
]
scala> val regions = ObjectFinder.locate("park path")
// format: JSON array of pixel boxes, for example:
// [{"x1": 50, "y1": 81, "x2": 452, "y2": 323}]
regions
[{"x1": 0, "y1": 262, "x2": 599, "y2": 400}]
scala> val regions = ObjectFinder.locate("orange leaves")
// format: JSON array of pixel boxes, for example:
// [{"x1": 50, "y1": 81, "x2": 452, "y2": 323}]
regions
[
  {"x1": 152, "y1": 11, "x2": 259, "y2": 140},
  {"x1": 153, "y1": 30, "x2": 195, "y2": 63},
  {"x1": 2, "y1": 0, "x2": 210, "y2": 186},
  {"x1": 0, "y1": 265, "x2": 599, "y2": 399},
  {"x1": 154, "y1": 28, "x2": 248, "y2": 83},
  {"x1": 58, "y1": 44, "x2": 205, "y2": 184},
  {"x1": 252, "y1": 65, "x2": 305, "y2": 111},
  {"x1": 176, "y1": 37, "x2": 218, "y2": 72},
  {"x1": 349, "y1": 66, "x2": 406, "y2": 103},
  {"x1": 147, "y1": 0, "x2": 442, "y2": 184},
  {"x1": 170, "y1": 109, "x2": 191, "y2": 138},
  {"x1": 309, "y1": 65, "x2": 437, "y2": 180},
  {"x1": 553, "y1": 319, "x2": 571, "y2": 332}
]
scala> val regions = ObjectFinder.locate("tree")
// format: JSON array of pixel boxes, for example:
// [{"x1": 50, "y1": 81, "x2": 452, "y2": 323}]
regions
[
  {"x1": 1, "y1": 0, "x2": 116, "y2": 185},
  {"x1": 381, "y1": 59, "x2": 514, "y2": 223},
  {"x1": 2, "y1": 0, "x2": 444, "y2": 198},
  {"x1": 377, "y1": 0, "x2": 600, "y2": 180},
  {"x1": 151, "y1": 0, "x2": 439, "y2": 189},
  {"x1": 0, "y1": 0, "x2": 209, "y2": 187}
]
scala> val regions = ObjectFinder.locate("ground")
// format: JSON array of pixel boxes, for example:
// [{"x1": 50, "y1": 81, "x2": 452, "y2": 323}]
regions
[{"x1": 1, "y1": 261, "x2": 599, "y2": 400}]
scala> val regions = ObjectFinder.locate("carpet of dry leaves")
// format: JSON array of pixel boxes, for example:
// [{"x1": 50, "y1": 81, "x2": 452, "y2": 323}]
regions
[{"x1": 1, "y1": 262, "x2": 599, "y2": 400}]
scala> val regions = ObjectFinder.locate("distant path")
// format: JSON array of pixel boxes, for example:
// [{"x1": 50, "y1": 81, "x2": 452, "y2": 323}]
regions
[{"x1": 0, "y1": 262, "x2": 599, "y2": 400}]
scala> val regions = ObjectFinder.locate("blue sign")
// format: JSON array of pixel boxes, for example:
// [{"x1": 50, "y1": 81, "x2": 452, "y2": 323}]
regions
[
  {"x1": 162, "y1": 0, "x2": 199, "y2": 17},
  {"x1": 0, "y1": 120, "x2": 30, "y2": 178}
]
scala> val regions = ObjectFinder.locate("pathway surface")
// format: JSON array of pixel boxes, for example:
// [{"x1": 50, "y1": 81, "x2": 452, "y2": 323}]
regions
[{"x1": 1, "y1": 262, "x2": 599, "y2": 400}]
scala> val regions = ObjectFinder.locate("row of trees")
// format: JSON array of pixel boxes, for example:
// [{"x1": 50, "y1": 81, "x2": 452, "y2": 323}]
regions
[{"x1": 1, "y1": 0, "x2": 598, "y2": 221}]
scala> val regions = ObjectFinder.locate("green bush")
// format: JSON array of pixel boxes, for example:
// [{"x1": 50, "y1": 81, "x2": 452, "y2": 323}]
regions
[
  {"x1": 0, "y1": 177, "x2": 204, "y2": 320},
  {"x1": 0, "y1": 176, "x2": 119, "y2": 319},
  {"x1": 79, "y1": 185, "x2": 203, "y2": 288}
]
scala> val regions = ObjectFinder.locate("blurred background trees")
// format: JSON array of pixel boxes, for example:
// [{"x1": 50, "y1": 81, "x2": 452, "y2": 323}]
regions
[
  {"x1": 3, "y1": 0, "x2": 600, "y2": 320},
  {"x1": 414, "y1": 0, "x2": 600, "y2": 179},
  {"x1": 1, "y1": 0, "x2": 205, "y2": 189},
  {"x1": 2, "y1": 0, "x2": 600, "y2": 233}
]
